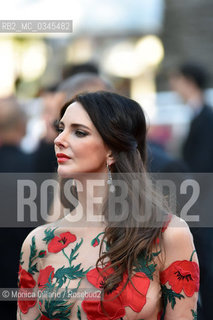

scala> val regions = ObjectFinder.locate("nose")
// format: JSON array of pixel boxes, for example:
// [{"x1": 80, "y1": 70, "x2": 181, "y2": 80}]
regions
[{"x1": 54, "y1": 132, "x2": 68, "y2": 148}]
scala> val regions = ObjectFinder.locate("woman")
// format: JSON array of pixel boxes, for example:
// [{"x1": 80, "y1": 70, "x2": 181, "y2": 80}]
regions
[{"x1": 17, "y1": 91, "x2": 199, "y2": 320}]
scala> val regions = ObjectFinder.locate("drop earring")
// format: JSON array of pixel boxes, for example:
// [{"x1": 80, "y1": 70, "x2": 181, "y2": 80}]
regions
[{"x1": 107, "y1": 163, "x2": 115, "y2": 193}]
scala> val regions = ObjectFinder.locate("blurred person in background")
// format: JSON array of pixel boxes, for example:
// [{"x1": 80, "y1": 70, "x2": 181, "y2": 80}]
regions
[
  {"x1": 147, "y1": 140, "x2": 188, "y2": 173},
  {"x1": 170, "y1": 62, "x2": 213, "y2": 320},
  {"x1": 62, "y1": 62, "x2": 99, "y2": 80},
  {"x1": 33, "y1": 85, "x2": 63, "y2": 173},
  {"x1": 170, "y1": 62, "x2": 213, "y2": 173},
  {"x1": 0, "y1": 96, "x2": 34, "y2": 172},
  {"x1": 58, "y1": 72, "x2": 113, "y2": 103},
  {"x1": 147, "y1": 133, "x2": 189, "y2": 223},
  {"x1": 40, "y1": 85, "x2": 63, "y2": 144},
  {"x1": 0, "y1": 96, "x2": 33, "y2": 319}
]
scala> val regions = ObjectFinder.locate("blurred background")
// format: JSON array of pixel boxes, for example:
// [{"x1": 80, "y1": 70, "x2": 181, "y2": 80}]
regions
[
  {"x1": 1, "y1": 1, "x2": 213, "y2": 319},
  {"x1": 0, "y1": 0, "x2": 213, "y2": 157}
]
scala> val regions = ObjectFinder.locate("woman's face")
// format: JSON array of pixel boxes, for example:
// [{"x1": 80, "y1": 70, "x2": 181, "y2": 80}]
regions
[{"x1": 54, "y1": 102, "x2": 110, "y2": 178}]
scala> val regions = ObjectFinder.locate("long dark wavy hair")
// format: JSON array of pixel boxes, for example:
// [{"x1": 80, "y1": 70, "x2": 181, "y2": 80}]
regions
[{"x1": 60, "y1": 91, "x2": 168, "y2": 298}]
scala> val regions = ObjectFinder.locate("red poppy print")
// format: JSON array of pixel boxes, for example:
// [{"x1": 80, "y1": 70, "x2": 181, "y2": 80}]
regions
[
  {"x1": 92, "y1": 238, "x2": 99, "y2": 247},
  {"x1": 91, "y1": 232, "x2": 104, "y2": 247},
  {"x1": 38, "y1": 250, "x2": 47, "y2": 258},
  {"x1": 38, "y1": 265, "x2": 55, "y2": 289},
  {"x1": 18, "y1": 267, "x2": 37, "y2": 314},
  {"x1": 154, "y1": 237, "x2": 160, "y2": 245},
  {"x1": 160, "y1": 260, "x2": 199, "y2": 297},
  {"x1": 18, "y1": 264, "x2": 22, "y2": 276},
  {"x1": 154, "y1": 214, "x2": 172, "y2": 245},
  {"x1": 82, "y1": 265, "x2": 150, "y2": 320},
  {"x1": 48, "y1": 232, "x2": 77, "y2": 253},
  {"x1": 157, "y1": 310, "x2": 163, "y2": 320}
]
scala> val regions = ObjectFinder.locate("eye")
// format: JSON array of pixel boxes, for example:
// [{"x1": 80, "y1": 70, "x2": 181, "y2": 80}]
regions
[
  {"x1": 75, "y1": 130, "x2": 88, "y2": 137},
  {"x1": 55, "y1": 126, "x2": 64, "y2": 133}
]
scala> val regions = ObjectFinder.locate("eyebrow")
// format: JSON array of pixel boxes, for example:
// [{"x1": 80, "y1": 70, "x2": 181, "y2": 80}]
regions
[{"x1": 59, "y1": 121, "x2": 91, "y2": 131}]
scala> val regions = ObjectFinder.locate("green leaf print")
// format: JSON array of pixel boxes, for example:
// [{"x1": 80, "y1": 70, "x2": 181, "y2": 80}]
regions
[
  {"x1": 77, "y1": 306, "x2": 81, "y2": 320},
  {"x1": 43, "y1": 228, "x2": 57, "y2": 244},
  {"x1": 161, "y1": 284, "x2": 184, "y2": 310},
  {"x1": 42, "y1": 298, "x2": 72, "y2": 320},
  {"x1": 91, "y1": 232, "x2": 105, "y2": 247},
  {"x1": 38, "y1": 250, "x2": 46, "y2": 258},
  {"x1": 28, "y1": 236, "x2": 38, "y2": 275},
  {"x1": 28, "y1": 263, "x2": 38, "y2": 275},
  {"x1": 135, "y1": 250, "x2": 161, "y2": 280},
  {"x1": 30, "y1": 236, "x2": 37, "y2": 261},
  {"x1": 191, "y1": 309, "x2": 197, "y2": 320},
  {"x1": 43, "y1": 272, "x2": 56, "y2": 291},
  {"x1": 40, "y1": 236, "x2": 90, "y2": 319},
  {"x1": 54, "y1": 266, "x2": 67, "y2": 287},
  {"x1": 69, "y1": 238, "x2": 83, "y2": 262},
  {"x1": 19, "y1": 251, "x2": 24, "y2": 265},
  {"x1": 54, "y1": 265, "x2": 89, "y2": 287}
]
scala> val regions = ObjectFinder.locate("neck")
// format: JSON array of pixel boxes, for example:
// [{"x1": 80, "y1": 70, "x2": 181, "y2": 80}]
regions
[{"x1": 64, "y1": 173, "x2": 108, "y2": 228}]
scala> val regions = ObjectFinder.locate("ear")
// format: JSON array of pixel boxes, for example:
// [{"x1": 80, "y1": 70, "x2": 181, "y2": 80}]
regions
[{"x1": 106, "y1": 151, "x2": 115, "y2": 166}]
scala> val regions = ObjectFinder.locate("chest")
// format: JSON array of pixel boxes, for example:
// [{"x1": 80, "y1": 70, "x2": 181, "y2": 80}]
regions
[{"x1": 37, "y1": 231, "x2": 162, "y2": 320}]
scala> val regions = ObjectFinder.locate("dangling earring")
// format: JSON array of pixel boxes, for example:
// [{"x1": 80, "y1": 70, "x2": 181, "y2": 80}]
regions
[{"x1": 107, "y1": 163, "x2": 115, "y2": 193}]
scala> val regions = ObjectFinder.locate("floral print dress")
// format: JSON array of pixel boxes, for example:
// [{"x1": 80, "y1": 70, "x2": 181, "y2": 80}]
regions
[{"x1": 17, "y1": 214, "x2": 199, "y2": 320}]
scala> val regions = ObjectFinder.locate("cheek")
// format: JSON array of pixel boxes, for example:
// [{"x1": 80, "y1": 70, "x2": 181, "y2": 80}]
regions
[{"x1": 75, "y1": 139, "x2": 107, "y2": 162}]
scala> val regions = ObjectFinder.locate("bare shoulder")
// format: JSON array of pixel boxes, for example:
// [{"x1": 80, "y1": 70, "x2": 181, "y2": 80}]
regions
[
  {"x1": 161, "y1": 214, "x2": 197, "y2": 268},
  {"x1": 163, "y1": 214, "x2": 193, "y2": 245},
  {"x1": 21, "y1": 220, "x2": 61, "y2": 254}
]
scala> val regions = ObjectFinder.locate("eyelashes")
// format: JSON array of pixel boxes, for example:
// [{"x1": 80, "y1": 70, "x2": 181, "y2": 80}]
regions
[
  {"x1": 74, "y1": 130, "x2": 88, "y2": 137},
  {"x1": 54, "y1": 125, "x2": 88, "y2": 137},
  {"x1": 53, "y1": 120, "x2": 89, "y2": 137}
]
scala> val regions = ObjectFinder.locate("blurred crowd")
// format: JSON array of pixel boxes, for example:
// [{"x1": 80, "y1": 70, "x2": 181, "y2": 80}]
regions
[
  {"x1": 0, "y1": 61, "x2": 213, "y2": 320},
  {"x1": 2, "y1": 62, "x2": 213, "y2": 174}
]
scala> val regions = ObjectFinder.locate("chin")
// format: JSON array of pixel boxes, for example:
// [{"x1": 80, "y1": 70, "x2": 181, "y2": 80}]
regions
[
  {"x1": 57, "y1": 167, "x2": 72, "y2": 179},
  {"x1": 57, "y1": 165, "x2": 82, "y2": 179}
]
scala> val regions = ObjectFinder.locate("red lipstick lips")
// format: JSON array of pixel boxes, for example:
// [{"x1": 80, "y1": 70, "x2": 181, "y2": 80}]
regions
[{"x1": 56, "y1": 153, "x2": 71, "y2": 163}]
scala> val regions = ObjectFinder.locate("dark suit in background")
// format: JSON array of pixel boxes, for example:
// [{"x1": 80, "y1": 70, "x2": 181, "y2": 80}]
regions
[
  {"x1": 0, "y1": 145, "x2": 34, "y2": 173},
  {"x1": 183, "y1": 105, "x2": 213, "y2": 173},
  {"x1": 0, "y1": 145, "x2": 34, "y2": 319},
  {"x1": 147, "y1": 141, "x2": 188, "y2": 173},
  {"x1": 182, "y1": 104, "x2": 213, "y2": 320},
  {"x1": 33, "y1": 139, "x2": 57, "y2": 173}
]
